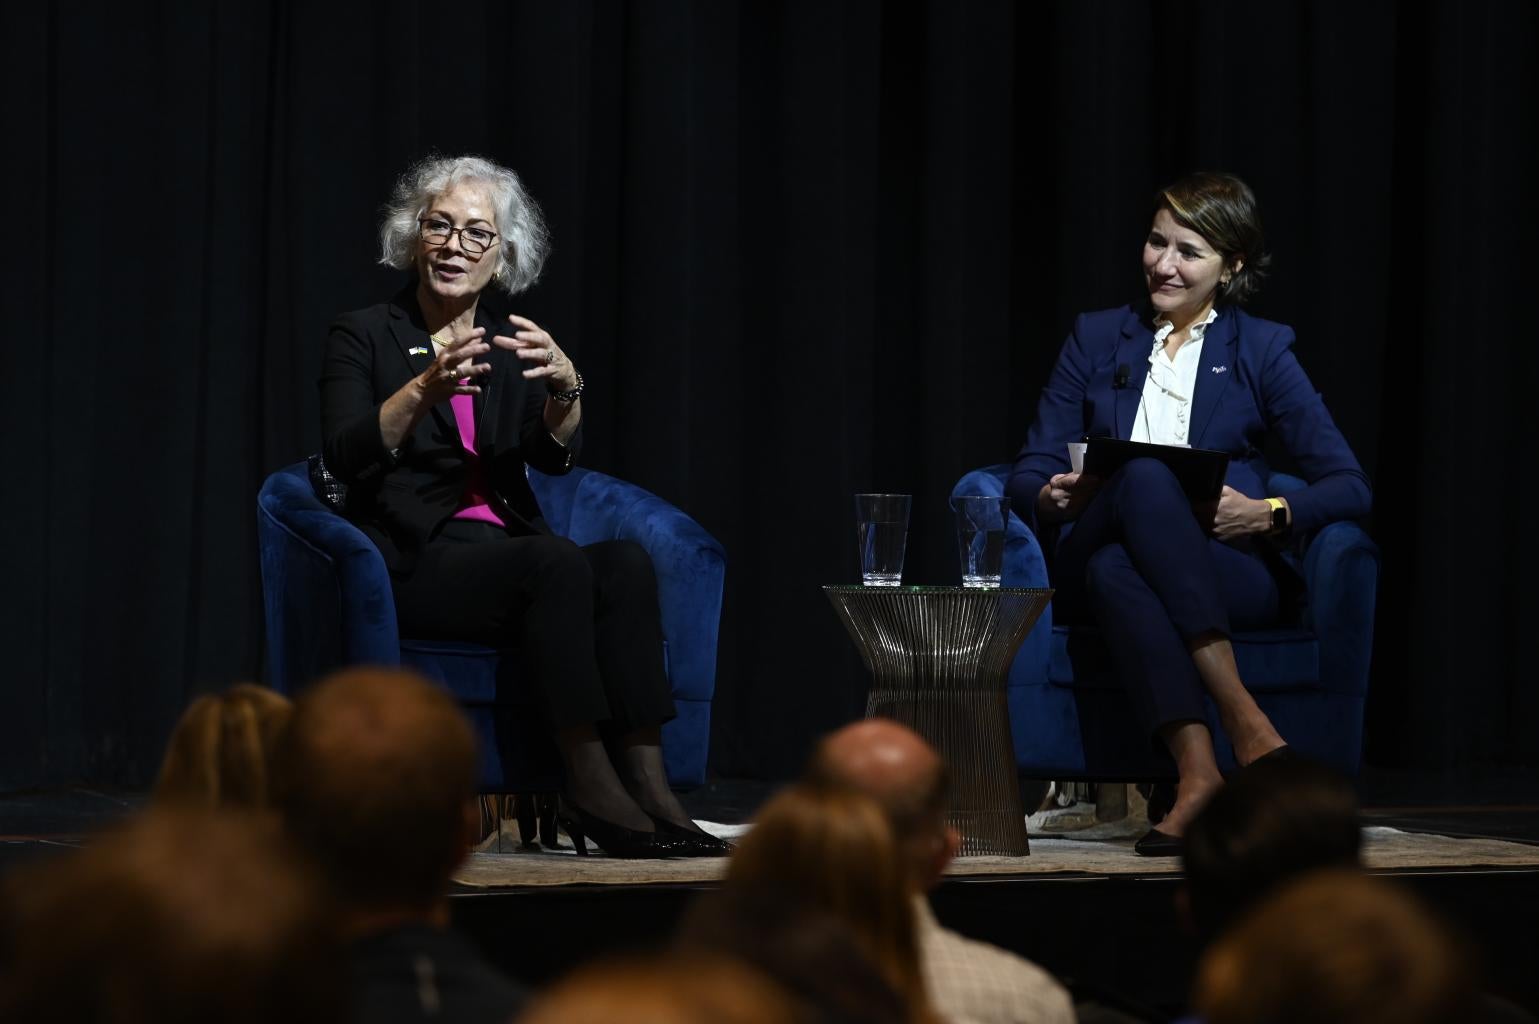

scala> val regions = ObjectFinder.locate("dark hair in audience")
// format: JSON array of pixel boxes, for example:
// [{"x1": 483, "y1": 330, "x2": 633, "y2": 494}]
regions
[
  {"x1": 1157, "y1": 171, "x2": 1271, "y2": 306},
  {"x1": 677, "y1": 885, "x2": 912, "y2": 1024},
  {"x1": 0, "y1": 807, "x2": 342, "y2": 1024},
  {"x1": 1182, "y1": 756, "x2": 1362, "y2": 946},
  {"x1": 155, "y1": 683, "x2": 292, "y2": 808},
  {"x1": 1194, "y1": 870, "x2": 1472, "y2": 1024},
  {"x1": 273, "y1": 667, "x2": 479, "y2": 910},
  {"x1": 516, "y1": 954, "x2": 798, "y2": 1024},
  {"x1": 727, "y1": 784, "x2": 932, "y2": 1022}
]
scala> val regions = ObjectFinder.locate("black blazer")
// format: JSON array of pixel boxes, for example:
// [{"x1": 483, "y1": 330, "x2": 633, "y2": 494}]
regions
[{"x1": 319, "y1": 286, "x2": 581, "y2": 576}]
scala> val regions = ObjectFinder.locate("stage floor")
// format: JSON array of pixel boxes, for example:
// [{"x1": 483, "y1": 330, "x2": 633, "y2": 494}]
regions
[{"x1": 4, "y1": 773, "x2": 1539, "y2": 1020}]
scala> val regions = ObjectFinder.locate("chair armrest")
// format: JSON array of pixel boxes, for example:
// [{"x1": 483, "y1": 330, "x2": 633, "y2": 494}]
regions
[
  {"x1": 954, "y1": 465, "x2": 1053, "y2": 689},
  {"x1": 535, "y1": 468, "x2": 727, "y2": 704},
  {"x1": 256, "y1": 465, "x2": 401, "y2": 686},
  {"x1": 953, "y1": 465, "x2": 1050, "y2": 589},
  {"x1": 1300, "y1": 520, "x2": 1380, "y2": 697}
]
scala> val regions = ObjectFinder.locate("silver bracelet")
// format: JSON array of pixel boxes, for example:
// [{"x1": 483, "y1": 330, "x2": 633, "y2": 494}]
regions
[{"x1": 548, "y1": 369, "x2": 584, "y2": 404}]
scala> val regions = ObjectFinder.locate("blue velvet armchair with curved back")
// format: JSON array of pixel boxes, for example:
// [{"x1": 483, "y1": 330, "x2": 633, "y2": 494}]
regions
[
  {"x1": 257, "y1": 460, "x2": 725, "y2": 791},
  {"x1": 952, "y1": 464, "x2": 1379, "y2": 779}
]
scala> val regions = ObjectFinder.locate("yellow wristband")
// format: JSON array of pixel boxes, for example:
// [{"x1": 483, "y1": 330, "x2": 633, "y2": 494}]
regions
[{"x1": 1264, "y1": 497, "x2": 1287, "y2": 532}]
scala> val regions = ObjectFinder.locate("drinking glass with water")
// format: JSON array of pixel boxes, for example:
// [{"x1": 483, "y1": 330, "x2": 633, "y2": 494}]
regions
[
  {"x1": 954, "y1": 495, "x2": 1011, "y2": 589},
  {"x1": 854, "y1": 493, "x2": 910, "y2": 586}
]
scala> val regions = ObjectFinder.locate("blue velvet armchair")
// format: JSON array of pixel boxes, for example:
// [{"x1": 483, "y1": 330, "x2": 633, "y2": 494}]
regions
[
  {"x1": 953, "y1": 465, "x2": 1379, "y2": 779},
  {"x1": 257, "y1": 461, "x2": 726, "y2": 791}
]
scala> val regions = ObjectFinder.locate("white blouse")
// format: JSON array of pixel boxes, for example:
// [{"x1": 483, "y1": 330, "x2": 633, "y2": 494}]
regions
[{"x1": 1130, "y1": 307, "x2": 1219, "y2": 447}]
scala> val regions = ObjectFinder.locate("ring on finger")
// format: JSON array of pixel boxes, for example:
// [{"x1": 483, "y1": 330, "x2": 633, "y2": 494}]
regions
[{"x1": 546, "y1": 349, "x2": 558, "y2": 365}]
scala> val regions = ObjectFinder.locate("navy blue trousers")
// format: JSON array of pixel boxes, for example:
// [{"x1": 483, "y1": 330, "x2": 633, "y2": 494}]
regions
[{"x1": 1050, "y1": 459, "x2": 1281, "y2": 744}]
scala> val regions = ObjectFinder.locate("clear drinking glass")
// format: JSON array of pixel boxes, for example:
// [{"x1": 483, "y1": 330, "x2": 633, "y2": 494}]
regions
[
  {"x1": 954, "y1": 495, "x2": 1011, "y2": 589},
  {"x1": 854, "y1": 493, "x2": 911, "y2": 587}
]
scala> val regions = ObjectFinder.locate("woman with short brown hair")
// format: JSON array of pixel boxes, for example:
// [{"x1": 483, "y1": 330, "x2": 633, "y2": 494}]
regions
[{"x1": 1006, "y1": 172, "x2": 1371, "y2": 855}]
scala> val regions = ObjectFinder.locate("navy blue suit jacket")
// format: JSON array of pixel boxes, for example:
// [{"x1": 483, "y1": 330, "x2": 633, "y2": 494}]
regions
[{"x1": 1006, "y1": 304, "x2": 1371, "y2": 537}]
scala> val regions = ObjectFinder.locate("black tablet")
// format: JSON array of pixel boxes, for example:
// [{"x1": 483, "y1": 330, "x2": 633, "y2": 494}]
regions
[{"x1": 1082, "y1": 437, "x2": 1230, "y2": 501}]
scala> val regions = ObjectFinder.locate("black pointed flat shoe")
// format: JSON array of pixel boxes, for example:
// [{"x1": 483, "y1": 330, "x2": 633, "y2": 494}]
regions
[
  {"x1": 1134, "y1": 827, "x2": 1184, "y2": 858},
  {"x1": 1250, "y1": 743, "x2": 1294, "y2": 765},
  {"x1": 649, "y1": 815, "x2": 736, "y2": 857}
]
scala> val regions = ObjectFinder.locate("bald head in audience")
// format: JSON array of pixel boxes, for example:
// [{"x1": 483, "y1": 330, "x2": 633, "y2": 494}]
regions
[
  {"x1": 274, "y1": 667, "x2": 480, "y2": 918},
  {"x1": 804, "y1": 719, "x2": 959, "y2": 890}
]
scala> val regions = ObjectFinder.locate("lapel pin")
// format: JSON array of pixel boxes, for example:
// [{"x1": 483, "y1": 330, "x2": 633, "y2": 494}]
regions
[
  {"x1": 409, "y1": 346, "x2": 430, "y2": 356},
  {"x1": 1212, "y1": 365, "x2": 1228, "y2": 374}
]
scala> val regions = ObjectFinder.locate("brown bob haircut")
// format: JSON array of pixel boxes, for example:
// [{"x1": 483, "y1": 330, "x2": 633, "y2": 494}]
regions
[{"x1": 1158, "y1": 171, "x2": 1272, "y2": 306}]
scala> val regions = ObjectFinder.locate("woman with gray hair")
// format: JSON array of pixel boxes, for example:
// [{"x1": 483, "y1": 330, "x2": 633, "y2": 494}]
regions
[{"x1": 320, "y1": 154, "x2": 724, "y2": 859}]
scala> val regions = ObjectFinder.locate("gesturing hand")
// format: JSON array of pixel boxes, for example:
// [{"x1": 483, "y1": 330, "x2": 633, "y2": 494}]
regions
[
  {"x1": 418, "y1": 327, "x2": 492, "y2": 402},
  {"x1": 492, "y1": 314, "x2": 579, "y2": 394},
  {"x1": 1042, "y1": 472, "x2": 1101, "y2": 522}
]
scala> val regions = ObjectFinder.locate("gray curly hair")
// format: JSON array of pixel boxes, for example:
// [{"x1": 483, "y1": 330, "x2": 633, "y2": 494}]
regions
[{"x1": 378, "y1": 154, "x2": 550, "y2": 295}]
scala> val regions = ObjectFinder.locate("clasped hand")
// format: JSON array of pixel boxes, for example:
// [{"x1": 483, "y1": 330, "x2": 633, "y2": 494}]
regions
[
  {"x1": 1043, "y1": 472, "x2": 1100, "y2": 521},
  {"x1": 1200, "y1": 486, "x2": 1274, "y2": 541}
]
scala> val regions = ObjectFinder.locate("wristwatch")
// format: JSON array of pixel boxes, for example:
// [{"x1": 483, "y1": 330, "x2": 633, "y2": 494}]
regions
[{"x1": 1264, "y1": 497, "x2": 1288, "y2": 533}]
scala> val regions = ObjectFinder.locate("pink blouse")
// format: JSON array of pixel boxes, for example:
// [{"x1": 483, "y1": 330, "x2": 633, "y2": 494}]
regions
[{"x1": 448, "y1": 389, "x2": 507, "y2": 527}]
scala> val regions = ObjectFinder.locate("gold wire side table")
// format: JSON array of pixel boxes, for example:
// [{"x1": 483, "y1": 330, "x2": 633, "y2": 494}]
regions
[{"x1": 824, "y1": 585, "x2": 1052, "y2": 856}]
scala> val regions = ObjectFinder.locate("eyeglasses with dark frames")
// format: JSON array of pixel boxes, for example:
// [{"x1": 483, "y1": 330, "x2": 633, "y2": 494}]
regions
[{"x1": 418, "y1": 217, "x2": 499, "y2": 255}]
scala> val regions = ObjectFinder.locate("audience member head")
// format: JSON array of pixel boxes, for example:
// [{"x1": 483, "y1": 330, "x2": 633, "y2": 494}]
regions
[
  {"x1": 1194, "y1": 870, "x2": 1472, "y2": 1024},
  {"x1": 677, "y1": 884, "x2": 913, "y2": 1024},
  {"x1": 273, "y1": 667, "x2": 479, "y2": 916},
  {"x1": 727, "y1": 782, "x2": 929, "y2": 1019},
  {"x1": 0, "y1": 807, "x2": 342, "y2": 1024},
  {"x1": 1181, "y1": 756, "x2": 1362, "y2": 946},
  {"x1": 155, "y1": 683, "x2": 293, "y2": 808},
  {"x1": 803, "y1": 718, "x2": 958, "y2": 891},
  {"x1": 516, "y1": 954, "x2": 798, "y2": 1024}
]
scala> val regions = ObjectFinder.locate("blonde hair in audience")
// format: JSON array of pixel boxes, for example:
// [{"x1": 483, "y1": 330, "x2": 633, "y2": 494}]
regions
[
  {"x1": 1195, "y1": 869, "x2": 1471, "y2": 1024},
  {"x1": 728, "y1": 783, "x2": 931, "y2": 1019},
  {"x1": 156, "y1": 684, "x2": 293, "y2": 808}
]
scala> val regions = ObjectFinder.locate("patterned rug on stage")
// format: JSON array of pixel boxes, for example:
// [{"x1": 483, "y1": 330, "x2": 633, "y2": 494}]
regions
[{"x1": 452, "y1": 823, "x2": 1539, "y2": 889}]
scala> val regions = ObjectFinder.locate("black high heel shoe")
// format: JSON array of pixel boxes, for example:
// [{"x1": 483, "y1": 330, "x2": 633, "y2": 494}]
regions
[
  {"x1": 559, "y1": 800, "x2": 681, "y2": 859},
  {"x1": 647, "y1": 814, "x2": 736, "y2": 857}
]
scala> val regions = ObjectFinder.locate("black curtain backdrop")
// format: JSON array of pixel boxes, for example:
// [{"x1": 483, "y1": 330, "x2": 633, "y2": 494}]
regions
[{"x1": 3, "y1": 0, "x2": 1536, "y2": 790}]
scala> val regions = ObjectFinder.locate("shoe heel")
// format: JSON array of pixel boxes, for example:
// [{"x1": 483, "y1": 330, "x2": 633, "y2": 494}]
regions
[
  {"x1": 558, "y1": 798, "x2": 669, "y2": 859},
  {"x1": 562, "y1": 816, "x2": 588, "y2": 856}
]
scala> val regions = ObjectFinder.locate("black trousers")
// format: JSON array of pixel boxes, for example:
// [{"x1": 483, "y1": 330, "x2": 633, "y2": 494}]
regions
[
  {"x1": 1049, "y1": 459, "x2": 1282, "y2": 742},
  {"x1": 392, "y1": 520, "x2": 676, "y2": 733}
]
